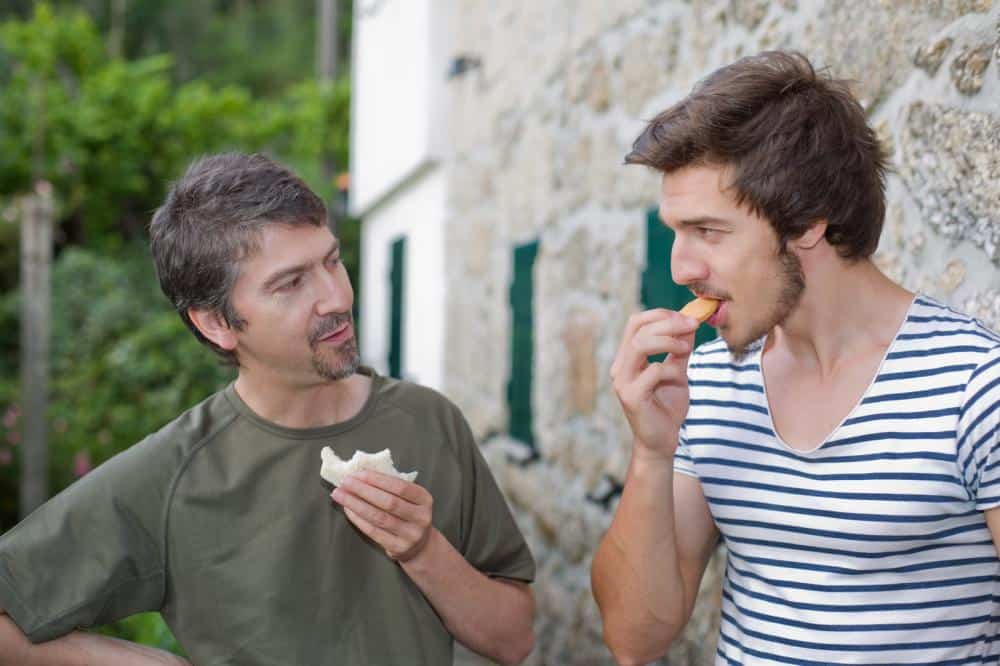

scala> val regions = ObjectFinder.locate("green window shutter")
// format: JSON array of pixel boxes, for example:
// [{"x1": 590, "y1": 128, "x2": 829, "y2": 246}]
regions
[
  {"x1": 641, "y1": 208, "x2": 716, "y2": 357},
  {"x1": 507, "y1": 240, "x2": 538, "y2": 449},
  {"x1": 388, "y1": 236, "x2": 406, "y2": 379}
]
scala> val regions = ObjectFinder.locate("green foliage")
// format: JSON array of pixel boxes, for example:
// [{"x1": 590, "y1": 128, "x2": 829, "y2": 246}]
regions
[
  {"x1": 95, "y1": 612, "x2": 184, "y2": 655},
  {"x1": 1, "y1": 1, "x2": 354, "y2": 98},
  {"x1": 0, "y1": 0, "x2": 357, "y2": 505},
  {"x1": 0, "y1": 244, "x2": 235, "y2": 532},
  {"x1": 0, "y1": 3, "x2": 356, "y2": 653},
  {"x1": 0, "y1": 4, "x2": 352, "y2": 246}
]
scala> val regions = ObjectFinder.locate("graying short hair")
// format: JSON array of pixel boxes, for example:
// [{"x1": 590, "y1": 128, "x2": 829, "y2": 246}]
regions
[{"x1": 150, "y1": 152, "x2": 327, "y2": 365}]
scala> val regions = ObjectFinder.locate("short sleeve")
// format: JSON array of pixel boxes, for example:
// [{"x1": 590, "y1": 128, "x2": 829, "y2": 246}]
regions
[
  {"x1": 0, "y1": 436, "x2": 173, "y2": 642},
  {"x1": 956, "y1": 346, "x2": 1000, "y2": 510},
  {"x1": 674, "y1": 423, "x2": 698, "y2": 479},
  {"x1": 452, "y1": 411, "x2": 535, "y2": 583}
]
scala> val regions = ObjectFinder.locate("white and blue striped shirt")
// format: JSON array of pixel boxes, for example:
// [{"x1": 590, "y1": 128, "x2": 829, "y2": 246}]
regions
[{"x1": 676, "y1": 295, "x2": 1000, "y2": 665}]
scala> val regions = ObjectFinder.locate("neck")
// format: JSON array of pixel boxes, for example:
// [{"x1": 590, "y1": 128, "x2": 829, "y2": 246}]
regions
[
  {"x1": 766, "y1": 257, "x2": 913, "y2": 375},
  {"x1": 233, "y1": 369, "x2": 372, "y2": 429}
]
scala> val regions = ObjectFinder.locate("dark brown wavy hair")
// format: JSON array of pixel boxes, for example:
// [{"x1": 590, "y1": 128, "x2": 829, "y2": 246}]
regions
[{"x1": 626, "y1": 51, "x2": 889, "y2": 260}]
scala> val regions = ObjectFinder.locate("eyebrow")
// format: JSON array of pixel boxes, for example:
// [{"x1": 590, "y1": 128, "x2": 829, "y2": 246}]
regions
[
  {"x1": 261, "y1": 240, "x2": 340, "y2": 292},
  {"x1": 659, "y1": 212, "x2": 732, "y2": 229}
]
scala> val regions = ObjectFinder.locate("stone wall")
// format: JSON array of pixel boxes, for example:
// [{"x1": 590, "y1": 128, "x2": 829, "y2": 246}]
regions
[{"x1": 441, "y1": 2, "x2": 1000, "y2": 664}]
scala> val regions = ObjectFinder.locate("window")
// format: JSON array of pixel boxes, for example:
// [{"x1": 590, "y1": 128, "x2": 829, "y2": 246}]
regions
[
  {"x1": 641, "y1": 207, "x2": 716, "y2": 358},
  {"x1": 388, "y1": 236, "x2": 406, "y2": 379},
  {"x1": 507, "y1": 240, "x2": 538, "y2": 449}
]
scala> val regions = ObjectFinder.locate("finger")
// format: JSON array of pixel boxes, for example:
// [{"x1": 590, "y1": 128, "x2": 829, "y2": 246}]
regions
[
  {"x1": 629, "y1": 334, "x2": 692, "y2": 359},
  {"x1": 339, "y1": 475, "x2": 427, "y2": 521},
  {"x1": 626, "y1": 360, "x2": 688, "y2": 404},
  {"x1": 332, "y1": 486, "x2": 408, "y2": 535},
  {"x1": 343, "y1": 506, "x2": 407, "y2": 554},
  {"x1": 611, "y1": 309, "x2": 673, "y2": 379},
  {"x1": 634, "y1": 316, "x2": 700, "y2": 340},
  {"x1": 614, "y1": 311, "x2": 699, "y2": 381},
  {"x1": 352, "y1": 470, "x2": 429, "y2": 506}
]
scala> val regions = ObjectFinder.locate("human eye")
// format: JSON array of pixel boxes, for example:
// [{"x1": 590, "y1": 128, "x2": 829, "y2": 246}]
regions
[
  {"x1": 698, "y1": 226, "x2": 721, "y2": 240},
  {"x1": 276, "y1": 275, "x2": 303, "y2": 292},
  {"x1": 327, "y1": 254, "x2": 341, "y2": 267}
]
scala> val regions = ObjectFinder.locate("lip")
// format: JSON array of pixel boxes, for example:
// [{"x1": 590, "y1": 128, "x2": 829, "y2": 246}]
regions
[
  {"x1": 706, "y1": 301, "x2": 726, "y2": 328},
  {"x1": 319, "y1": 323, "x2": 352, "y2": 344}
]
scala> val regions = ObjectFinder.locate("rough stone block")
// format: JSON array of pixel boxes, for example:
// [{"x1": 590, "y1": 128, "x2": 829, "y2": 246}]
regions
[
  {"x1": 563, "y1": 309, "x2": 600, "y2": 415},
  {"x1": 950, "y1": 42, "x2": 994, "y2": 94},
  {"x1": 914, "y1": 36, "x2": 953, "y2": 74},
  {"x1": 814, "y1": 1, "x2": 979, "y2": 110},
  {"x1": 899, "y1": 102, "x2": 1000, "y2": 263}
]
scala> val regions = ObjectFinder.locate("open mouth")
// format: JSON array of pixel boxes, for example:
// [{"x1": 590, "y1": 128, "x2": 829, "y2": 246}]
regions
[
  {"x1": 706, "y1": 301, "x2": 726, "y2": 328},
  {"x1": 319, "y1": 322, "x2": 352, "y2": 343}
]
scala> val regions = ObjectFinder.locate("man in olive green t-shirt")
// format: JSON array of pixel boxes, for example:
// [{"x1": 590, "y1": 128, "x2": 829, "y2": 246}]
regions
[{"x1": 0, "y1": 153, "x2": 536, "y2": 666}]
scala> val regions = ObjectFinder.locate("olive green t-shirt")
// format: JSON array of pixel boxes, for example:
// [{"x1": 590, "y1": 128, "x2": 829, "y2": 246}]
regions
[{"x1": 0, "y1": 370, "x2": 534, "y2": 665}]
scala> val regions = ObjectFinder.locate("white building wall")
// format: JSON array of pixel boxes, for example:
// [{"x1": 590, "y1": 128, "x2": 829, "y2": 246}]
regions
[
  {"x1": 349, "y1": 0, "x2": 443, "y2": 216},
  {"x1": 359, "y1": 169, "x2": 447, "y2": 392}
]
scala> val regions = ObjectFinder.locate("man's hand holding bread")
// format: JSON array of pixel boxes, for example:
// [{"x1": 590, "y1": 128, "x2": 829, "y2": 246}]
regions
[{"x1": 332, "y1": 471, "x2": 434, "y2": 562}]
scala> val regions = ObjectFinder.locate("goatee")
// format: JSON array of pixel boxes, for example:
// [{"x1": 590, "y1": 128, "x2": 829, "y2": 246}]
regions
[{"x1": 309, "y1": 312, "x2": 361, "y2": 381}]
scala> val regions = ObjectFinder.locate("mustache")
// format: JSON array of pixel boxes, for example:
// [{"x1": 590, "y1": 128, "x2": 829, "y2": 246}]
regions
[
  {"x1": 688, "y1": 283, "x2": 731, "y2": 301},
  {"x1": 309, "y1": 312, "x2": 354, "y2": 347}
]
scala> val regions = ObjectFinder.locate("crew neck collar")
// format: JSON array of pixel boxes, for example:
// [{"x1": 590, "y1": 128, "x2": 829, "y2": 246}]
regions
[{"x1": 223, "y1": 366, "x2": 384, "y2": 440}]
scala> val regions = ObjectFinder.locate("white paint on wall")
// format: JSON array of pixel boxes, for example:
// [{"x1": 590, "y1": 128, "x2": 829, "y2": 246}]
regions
[
  {"x1": 349, "y1": 0, "x2": 445, "y2": 216},
  {"x1": 359, "y1": 168, "x2": 446, "y2": 392}
]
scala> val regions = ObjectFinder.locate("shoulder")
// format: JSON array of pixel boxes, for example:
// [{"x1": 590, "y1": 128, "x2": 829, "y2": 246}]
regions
[
  {"x1": 902, "y1": 296, "x2": 1000, "y2": 349},
  {"x1": 894, "y1": 296, "x2": 1000, "y2": 384},
  {"x1": 96, "y1": 387, "x2": 239, "y2": 490},
  {"x1": 140, "y1": 387, "x2": 239, "y2": 458},
  {"x1": 893, "y1": 296, "x2": 999, "y2": 408},
  {"x1": 374, "y1": 377, "x2": 478, "y2": 465},
  {"x1": 376, "y1": 376, "x2": 465, "y2": 423}
]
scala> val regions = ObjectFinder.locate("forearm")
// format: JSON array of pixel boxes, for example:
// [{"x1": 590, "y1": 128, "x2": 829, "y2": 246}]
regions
[
  {"x1": 0, "y1": 612, "x2": 189, "y2": 666},
  {"x1": 591, "y1": 447, "x2": 688, "y2": 663},
  {"x1": 400, "y1": 529, "x2": 535, "y2": 665}
]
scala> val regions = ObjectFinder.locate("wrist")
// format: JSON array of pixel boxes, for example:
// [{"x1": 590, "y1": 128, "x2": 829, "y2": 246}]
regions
[
  {"x1": 632, "y1": 439, "x2": 677, "y2": 466},
  {"x1": 398, "y1": 527, "x2": 443, "y2": 574}
]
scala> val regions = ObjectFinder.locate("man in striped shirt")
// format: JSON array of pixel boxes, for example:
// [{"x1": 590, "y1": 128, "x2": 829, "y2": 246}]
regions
[{"x1": 592, "y1": 51, "x2": 1000, "y2": 665}]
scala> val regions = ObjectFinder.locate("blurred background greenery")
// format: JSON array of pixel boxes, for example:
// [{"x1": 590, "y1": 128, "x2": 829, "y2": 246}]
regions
[{"x1": 0, "y1": 0, "x2": 355, "y2": 654}]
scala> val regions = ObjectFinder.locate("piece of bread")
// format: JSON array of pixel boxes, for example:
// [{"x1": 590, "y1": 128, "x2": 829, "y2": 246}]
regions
[
  {"x1": 679, "y1": 297, "x2": 719, "y2": 323},
  {"x1": 320, "y1": 448, "x2": 418, "y2": 486}
]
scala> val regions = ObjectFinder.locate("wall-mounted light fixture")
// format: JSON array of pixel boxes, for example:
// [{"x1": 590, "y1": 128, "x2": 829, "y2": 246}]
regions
[{"x1": 447, "y1": 54, "x2": 482, "y2": 80}]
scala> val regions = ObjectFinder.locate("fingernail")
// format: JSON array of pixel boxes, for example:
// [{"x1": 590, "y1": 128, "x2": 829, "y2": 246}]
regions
[{"x1": 331, "y1": 488, "x2": 343, "y2": 502}]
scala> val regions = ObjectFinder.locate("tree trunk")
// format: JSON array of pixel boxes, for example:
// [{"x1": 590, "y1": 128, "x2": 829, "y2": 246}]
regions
[
  {"x1": 317, "y1": 0, "x2": 341, "y2": 230},
  {"x1": 108, "y1": 0, "x2": 126, "y2": 58},
  {"x1": 19, "y1": 183, "x2": 54, "y2": 518},
  {"x1": 317, "y1": 0, "x2": 339, "y2": 81}
]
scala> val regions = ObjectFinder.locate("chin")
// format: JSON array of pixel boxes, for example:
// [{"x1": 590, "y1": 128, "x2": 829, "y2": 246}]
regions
[
  {"x1": 719, "y1": 329, "x2": 754, "y2": 361},
  {"x1": 312, "y1": 350, "x2": 361, "y2": 382}
]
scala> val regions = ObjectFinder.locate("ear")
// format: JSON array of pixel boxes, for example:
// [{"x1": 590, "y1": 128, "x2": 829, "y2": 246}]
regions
[
  {"x1": 792, "y1": 220, "x2": 827, "y2": 251},
  {"x1": 188, "y1": 308, "x2": 238, "y2": 351}
]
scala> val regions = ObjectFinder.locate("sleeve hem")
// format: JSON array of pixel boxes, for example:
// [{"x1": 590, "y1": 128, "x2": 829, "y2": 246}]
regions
[
  {"x1": 0, "y1": 570, "x2": 42, "y2": 642},
  {"x1": 674, "y1": 467, "x2": 699, "y2": 479},
  {"x1": 976, "y1": 499, "x2": 1000, "y2": 512},
  {"x1": 485, "y1": 565, "x2": 535, "y2": 584}
]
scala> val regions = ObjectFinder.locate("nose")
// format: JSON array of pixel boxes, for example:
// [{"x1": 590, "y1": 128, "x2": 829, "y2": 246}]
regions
[
  {"x1": 314, "y1": 264, "x2": 353, "y2": 316},
  {"x1": 670, "y1": 235, "x2": 709, "y2": 286}
]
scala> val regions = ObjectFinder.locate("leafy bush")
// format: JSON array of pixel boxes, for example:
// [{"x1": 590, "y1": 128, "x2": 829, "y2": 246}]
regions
[
  {"x1": 0, "y1": 5, "x2": 356, "y2": 653},
  {"x1": 95, "y1": 612, "x2": 184, "y2": 656},
  {"x1": 0, "y1": 244, "x2": 235, "y2": 530},
  {"x1": 0, "y1": 4, "x2": 351, "y2": 246}
]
